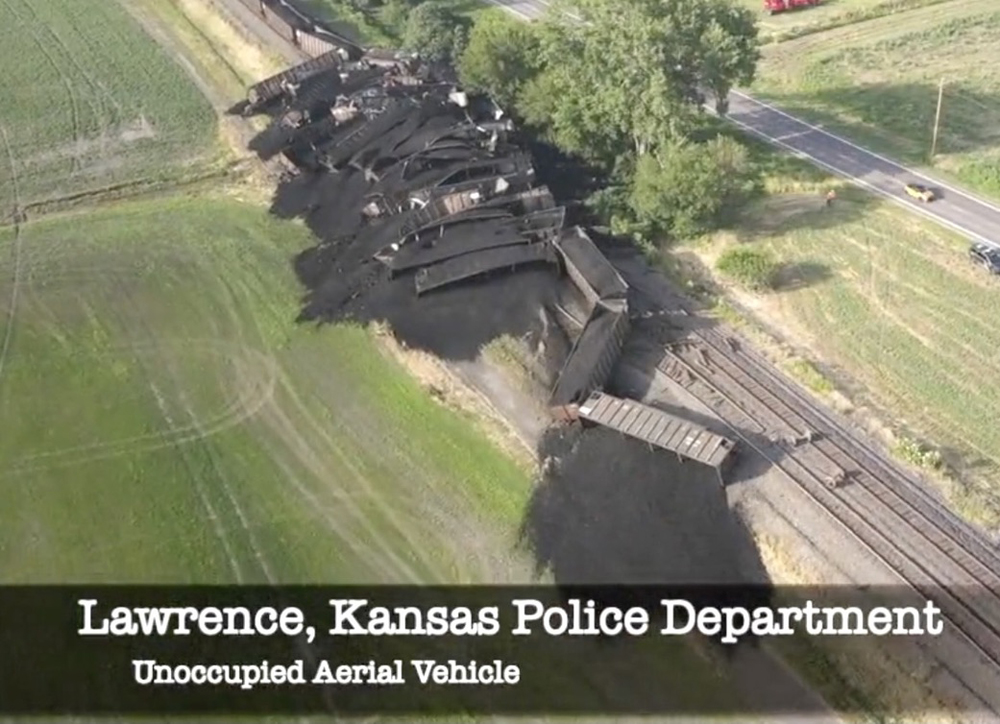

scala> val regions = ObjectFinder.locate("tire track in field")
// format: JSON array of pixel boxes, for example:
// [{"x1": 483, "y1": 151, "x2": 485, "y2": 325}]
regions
[
  {"x1": 0, "y1": 0, "x2": 86, "y2": 174},
  {"x1": 0, "y1": 123, "x2": 22, "y2": 395},
  {"x1": 264, "y1": 369, "x2": 427, "y2": 583},
  {"x1": 223, "y1": 258, "x2": 435, "y2": 582},
  {"x1": 18, "y1": 0, "x2": 126, "y2": 139},
  {"x1": 266, "y1": 452, "x2": 396, "y2": 579},
  {"x1": 0, "y1": 338, "x2": 278, "y2": 478},
  {"x1": 117, "y1": 278, "x2": 263, "y2": 583},
  {"x1": 174, "y1": 377, "x2": 276, "y2": 584},
  {"x1": 148, "y1": 380, "x2": 245, "y2": 582}
]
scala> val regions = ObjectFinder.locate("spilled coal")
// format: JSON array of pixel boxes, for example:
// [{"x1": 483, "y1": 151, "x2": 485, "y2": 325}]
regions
[
  {"x1": 239, "y1": 49, "x2": 765, "y2": 599},
  {"x1": 523, "y1": 424, "x2": 770, "y2": 650},
  {"x1": 524, "y1": 424, "x2": 754, "y2": 586},
  {"x1": 250, "y1": 61, "x2": 571, "y2": 361}
]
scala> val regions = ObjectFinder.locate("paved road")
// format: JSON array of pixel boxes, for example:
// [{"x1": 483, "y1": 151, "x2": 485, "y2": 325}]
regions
[
  {"x1": 726, "y1": 91, "x2": 1000, "y2": 245},
  {"x1": 489, "y1": 0, "x2": 1000, "y2": 247}
]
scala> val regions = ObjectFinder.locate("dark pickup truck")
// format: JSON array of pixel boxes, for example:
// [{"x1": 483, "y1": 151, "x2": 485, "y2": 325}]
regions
[{"x1": 969, "y1": 242, "x2": 1000, "y2": 275}]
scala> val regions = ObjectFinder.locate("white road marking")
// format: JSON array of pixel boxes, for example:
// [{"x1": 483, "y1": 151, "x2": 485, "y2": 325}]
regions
[
  {"x1": 724, "y1": 113, "x2": 994, "y2": 244},
  {"x1": 730, "y1": 90, "x2": 1000, "y2": 217},
  {"x1": 775, "y1": 130, "x2": 814, "y2": 141},
  {"x1": 484, "y1": 0, "x2": 535, "y2": 19}
]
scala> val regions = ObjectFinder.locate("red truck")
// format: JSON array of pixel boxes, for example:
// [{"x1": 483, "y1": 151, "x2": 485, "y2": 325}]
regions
[{"x1": 764, "y1": 0, "x2": 821, "y2": 14}]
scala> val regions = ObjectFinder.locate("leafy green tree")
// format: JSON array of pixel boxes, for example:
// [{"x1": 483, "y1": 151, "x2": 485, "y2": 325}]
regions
[
  {"x1": 457, "y1": 10, "x2": 541, "y2": 108},
  {"x1": 694, "y1": 5, "x2": 760, "y2": 115},
  {"x1": 629, "y1": 136, "x2": 758, "y2": 238},
  {"x1": 517, "y1": 0, "x2": 759, "y2": 165},
  {"x1": 401, "y1": 1, "x2": 468, "y2": 64},
  {"x1": 378, "y1": 0, "x2": 411, "y2": 37}
]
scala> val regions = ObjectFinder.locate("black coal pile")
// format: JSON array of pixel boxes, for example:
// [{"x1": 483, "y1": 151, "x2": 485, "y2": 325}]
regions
[
  {"x1": 523, "y1": 425, "x2": 751, "y2": 586},
  {"x1": 237, "y1": 50, "x2": 573, "y2": 363},
  {"x1": 522, "y1": 424, "x2": 771, "y2": 648}
]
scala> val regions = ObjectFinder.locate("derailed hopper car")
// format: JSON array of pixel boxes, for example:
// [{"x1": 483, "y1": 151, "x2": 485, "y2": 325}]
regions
[
  {"x1": 553, "y1": 227, "x2": 628, "y2": 309},
  {"x1": 413, "y1": 244, "x2": 560, "y2": 295},
  {"x1": 548, "y1": 299, "x2": 631, "y2": 420},
  {"x1": 244, "y1": 50, "x2": 342, "y2": 113},
  {"x1": 575, "y1": 391, "x2": 738, "y2": 484}
]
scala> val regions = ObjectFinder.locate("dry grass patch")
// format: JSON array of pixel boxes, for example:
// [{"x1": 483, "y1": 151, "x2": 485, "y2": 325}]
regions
[
  {"x1": 751, "y1": 530, "x2": 958, "y2": 721},
  {"x1": 174, "y1": 0, "x2": 287, "y2": 84}
]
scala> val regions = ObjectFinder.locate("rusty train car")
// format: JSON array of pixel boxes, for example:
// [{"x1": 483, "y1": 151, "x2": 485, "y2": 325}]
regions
[{"x1": 237, "y1": 0, "x2": 365, "y2": 60}]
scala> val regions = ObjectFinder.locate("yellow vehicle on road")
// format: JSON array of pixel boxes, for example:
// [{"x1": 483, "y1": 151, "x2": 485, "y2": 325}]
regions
[{"x1": 904, "y1": 182, "x2": 935, "y2": 202}]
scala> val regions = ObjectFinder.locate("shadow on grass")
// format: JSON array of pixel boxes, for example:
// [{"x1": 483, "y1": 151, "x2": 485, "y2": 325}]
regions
[
  {"x1": 735, "y1": 186, "x2": 881, "y2": 242},
  {"x1": 773, "y1": 260, "x2": 833, "y2": 292}
]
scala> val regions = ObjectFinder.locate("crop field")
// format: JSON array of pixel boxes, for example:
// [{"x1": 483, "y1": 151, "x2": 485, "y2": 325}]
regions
[
  {"x1": 742, "y1": 0, "x2": 949, "y2": 41},
  {"x1": 0, "y1": 196, "x2": 540, "y2": 584},
  {"x1": 0, "y1": 195, "x2": 735, "y2": 711},
  {"x1": 750, "y1": 0, "x2": 1000, "y2": 196},
  {"x1": 0, "y1": 0, "x2": 217, "y2": 210},
  {"x1": 694, "y1": 170, "x2": 1000, "y2": 525}
]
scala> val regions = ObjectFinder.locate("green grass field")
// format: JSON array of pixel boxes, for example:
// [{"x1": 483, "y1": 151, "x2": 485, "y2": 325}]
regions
[
  {"x1": 0, "y1": 196, "x2": 539, "y2": 584},
  {"x1": 0, "y1": 0, "x2": 217, "y2": 210},
  {"x1": 692, "y1": 159, "x2": 1000, "y2": 526},
  {"x1": 750, "y1": 0, "x2": 1000, "y2": 196},
  {"x1": 0, "y1": 195, "x2": 736, "y2": 711}
]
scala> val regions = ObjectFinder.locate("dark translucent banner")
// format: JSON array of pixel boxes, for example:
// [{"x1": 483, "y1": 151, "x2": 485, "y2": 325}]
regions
[{"x1": 0, "y1": 585, "x2": 996, "y2": 715}]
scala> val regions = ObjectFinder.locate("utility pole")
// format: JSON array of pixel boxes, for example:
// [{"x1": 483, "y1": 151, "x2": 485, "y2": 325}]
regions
[{"x1": 930, "y1": 78, "x2": 944, "y2": 161}]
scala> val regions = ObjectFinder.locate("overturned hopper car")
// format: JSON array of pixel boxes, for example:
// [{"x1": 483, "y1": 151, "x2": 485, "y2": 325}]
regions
[
  {"x1": 548, "y1": 299, "x2": 630, "y2": 420},
  {"x1": 575, "y1": 391, "x2": 739, "y2": 484}
]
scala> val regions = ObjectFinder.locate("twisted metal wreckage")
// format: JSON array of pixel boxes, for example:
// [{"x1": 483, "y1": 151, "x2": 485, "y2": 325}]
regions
[{"x1": 235, "y1": 47, "x2": 738, "y2": 478}]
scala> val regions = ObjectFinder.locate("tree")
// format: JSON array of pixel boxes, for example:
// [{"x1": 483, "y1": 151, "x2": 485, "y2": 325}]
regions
[
  {"x1": 628, "y1": 135, "x2": 758, "y2": 238},
  {"x1": 401, "y1": 1, "x2": 468, "y2": 64},
  {"x1": 517, "y1": 0, "x2": 759, "y2": 165},
  {"x1": 457, "y1": 10, "x2": 541, "y2": 109},
  {"x1": 694, "y1": 5, "x2": 760, "y2": 115}
]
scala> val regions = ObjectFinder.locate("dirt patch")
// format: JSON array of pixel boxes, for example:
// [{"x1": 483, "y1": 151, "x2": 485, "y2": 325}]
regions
[
  {"x1": 21, "y1": 117, "x2": 157, "y2": 170},
  {"x1": 373, "y1": 325, "x2": 537, "y2": 472}
]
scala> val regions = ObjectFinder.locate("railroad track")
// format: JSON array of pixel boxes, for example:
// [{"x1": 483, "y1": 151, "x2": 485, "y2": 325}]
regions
[{"x1": 657, "y1": 324, "x2": 1000, "y2": 672}]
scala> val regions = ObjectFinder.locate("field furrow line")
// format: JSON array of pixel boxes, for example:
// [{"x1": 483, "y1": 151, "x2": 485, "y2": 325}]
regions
[
  {"x1": 19, "y1": 0, "x2": 125, "y2": 133},
  {"x1": 0, "y1": 123, "x2": 22, "y2": 394},
  {"x1": 271, "y1": 367, "x2": 429, "y2": 583},
  {"x1": 149, "y1": 381, "x2": 246, "y2": 583},
  {"x1": 175, "y1": 380, "x2": 277, "y2": 584},
  {"x1": 1, "y1": 0, "x2": 85, "y2": 173}
]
